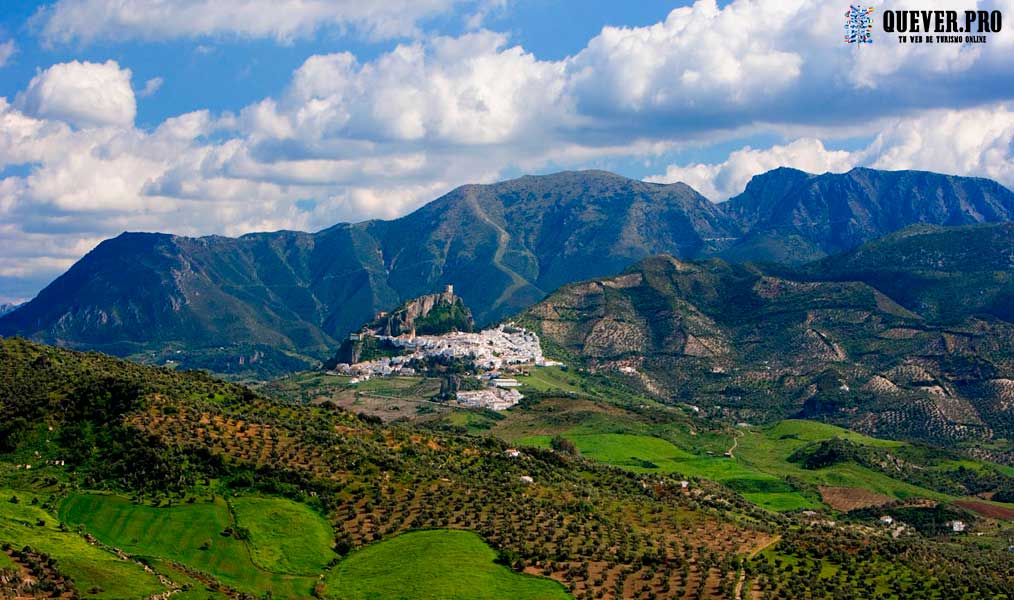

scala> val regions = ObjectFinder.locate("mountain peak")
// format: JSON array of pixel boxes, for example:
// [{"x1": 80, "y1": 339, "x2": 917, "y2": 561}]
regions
[{"x1": 518, "y1": 168, "x2": 630, "y2": 180}]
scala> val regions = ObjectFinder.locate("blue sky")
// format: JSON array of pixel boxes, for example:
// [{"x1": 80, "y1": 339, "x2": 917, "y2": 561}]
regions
[
  {"x1": 1, "y1": 0, "x2": 1013, "y2": 303},
  {"x1": 1, "y1": 1, "x2": 682, "y2": 130}
]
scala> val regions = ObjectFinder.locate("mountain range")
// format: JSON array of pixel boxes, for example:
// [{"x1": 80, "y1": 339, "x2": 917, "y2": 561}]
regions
[{"x1": 1, "y1": 167, "x2": 1013, "y2": 376}]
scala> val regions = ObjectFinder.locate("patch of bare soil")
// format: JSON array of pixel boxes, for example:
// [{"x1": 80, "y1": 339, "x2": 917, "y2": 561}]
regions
[
  {"x1": 953, "y1": 500, "x2": 1014, "y2": 520},
  {"x1": 818, "y1": 486, "x2": 892, "y2": 511}
]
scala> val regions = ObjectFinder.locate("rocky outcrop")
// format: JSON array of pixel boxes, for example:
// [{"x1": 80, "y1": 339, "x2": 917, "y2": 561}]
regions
[{"x1": 368, "y1": 286, "x2": 474, "y2": 337}]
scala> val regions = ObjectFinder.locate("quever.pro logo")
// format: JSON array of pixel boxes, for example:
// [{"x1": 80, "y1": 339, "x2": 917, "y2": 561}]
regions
[{"x1": 845, "y1": 5, "x2": 875, "y2": 43}]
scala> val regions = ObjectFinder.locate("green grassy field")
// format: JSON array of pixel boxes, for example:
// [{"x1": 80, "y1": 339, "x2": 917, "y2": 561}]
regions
[
  {"x1": 761, "y1": 420, "x2": 902, "y2": 447},
  {"x1": 355, "y1": 376, "x2": 441, "y2": 395},
  {"x1": 516, "y1": 367, "x2": 586, "y2": 395},
  {"x1": 324, "y1": 529, "x2": 571, "y2": 600},
  {"x1": 732, "y1": 420, "x2": 955, "y2": 503},
  {"x1": 0, "y1": 490, "x2": 167, "y2": 599},
  {"x1": 519, "y1": 432, "x2": 695, "y2": 471},
  {"x1": 0, "y1": 548, "x2": 16, "y2": 570},
  {"x1": 499, "y1": 370, "x2": 828, "y2": 510},
  {"x1": 513, "y1": 417, "x2": 1014, "y2": 513},
  {"x1": 441, "y1": 408, "x2": 504, "y2": 432},
  {"x1": 60, "y1": 493, "x2": 324, "y2": 598},
  {"x1": 518, "y1": 432, "x2": 819, "y2": 511},
  {"x1": 255, "y1": 370, "x2": 355, "y2": 403},
  {"x1": 231, "y1": 496, "x2": 336, "y2": 576}
]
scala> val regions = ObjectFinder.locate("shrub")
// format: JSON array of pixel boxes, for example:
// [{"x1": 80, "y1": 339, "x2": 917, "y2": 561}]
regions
[{"x1": 551, "y1": 435, "x2": 579, "y2": 456}]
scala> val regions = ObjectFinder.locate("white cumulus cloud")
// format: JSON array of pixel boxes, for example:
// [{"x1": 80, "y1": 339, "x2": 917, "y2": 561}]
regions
[
  {"x1": 648, "y1": 107, "x2": 1014, "y2": 201},
  {"x1": 866, "y1": 106, "x2": 1014, "y2": 186},
  {"x1": 16, "y1": 60, "x2": 136, "y2": 129},
  {"x1": 562, "y1": 0, "x2": 1014, "y2": 140},
  {"x1": 6, "y1": 0, "x2": 1014, "y2": 303},
  {"x1": 647, "y1": 139, "x2": 857, "y2": 200},
  {"x1": 245, "y1": 31, "x2": 567, "y2": 147},
  {"x1": 567, "y1": 1, "x2": 805, "y2": 116}
]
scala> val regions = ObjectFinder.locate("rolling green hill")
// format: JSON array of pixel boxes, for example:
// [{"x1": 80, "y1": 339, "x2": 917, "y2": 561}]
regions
[
  {"x1": 0, "y1": 490, "x2": 168, "y2": 599},
  {"x1": 0, "y1": 336, "x2": 773, "y2": 598},
  {"x1": 324, "y1": 530, "x2": 570, "y2": 600},
  {"x1": 60, "y1": 493, "x2": 329, "y2": 596},
  {"x1": 489, "y1": 381, "x2": 1014, "y2": 515}
]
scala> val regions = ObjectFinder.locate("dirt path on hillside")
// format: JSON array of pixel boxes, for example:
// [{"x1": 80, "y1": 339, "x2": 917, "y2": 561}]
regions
[
  {"x1": 727, "y1": 430, "x2": 742, "y2": 458},
  {"x1": 465, "y1": 193, "x2": 540, "y2": 310},
  {"x1": 734, "y1": 534, "x2": 781, "y2": 600}
]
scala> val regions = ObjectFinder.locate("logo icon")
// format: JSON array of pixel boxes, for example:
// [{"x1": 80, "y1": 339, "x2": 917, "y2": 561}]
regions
[{"x1": 845, "y1": 5, "x2": 875, "y2": 43}]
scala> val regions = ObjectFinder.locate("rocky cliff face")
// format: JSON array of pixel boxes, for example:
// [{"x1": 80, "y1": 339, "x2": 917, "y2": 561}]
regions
[{"x1": 324, "y1": 287, "x2": 475, "y2": 369}]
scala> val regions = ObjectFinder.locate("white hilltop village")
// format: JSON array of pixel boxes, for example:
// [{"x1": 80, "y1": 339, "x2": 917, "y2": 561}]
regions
[{"x1": 329, "y1": 307, "x2": 564, "y2": 411}]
